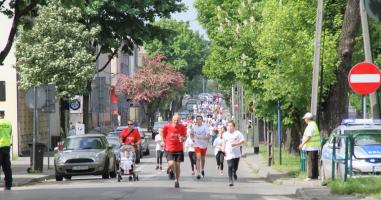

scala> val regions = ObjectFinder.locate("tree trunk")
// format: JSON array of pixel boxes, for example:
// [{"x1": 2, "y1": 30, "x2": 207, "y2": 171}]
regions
[
  {"x1": 320, "y1": 0, "x2": 360, "y2": 133},
  {"x1": 59, "y1": 98, "x2": 69, "y2": 138},
  {"x1": 83, "y1": 81, "x2": 92, "y2": 132}
]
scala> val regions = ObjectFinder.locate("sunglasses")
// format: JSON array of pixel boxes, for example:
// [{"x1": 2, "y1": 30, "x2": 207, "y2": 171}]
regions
[{"x1": 128, "y1": 124, "x2": 134, "y2": 125}]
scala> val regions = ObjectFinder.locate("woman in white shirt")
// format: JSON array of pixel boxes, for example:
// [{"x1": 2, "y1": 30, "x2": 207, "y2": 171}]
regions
[
  {"x1": 155, "y1": 129, "x2": 164, "y2": 170},
  {"x1": 223, "y1": 121, "x2": 245, "y2": 187},
  {"x1": 213, "y1": 126, "x2": 226, "y2": 176},
  {"x1": 185, "y1": 134, "x2": 196, "y2": 175}
]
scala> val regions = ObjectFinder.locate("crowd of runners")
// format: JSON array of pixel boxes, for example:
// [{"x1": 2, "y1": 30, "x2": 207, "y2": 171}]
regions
[{"x1": 154, "y1": 94, "x2": 246, "y2": 188}]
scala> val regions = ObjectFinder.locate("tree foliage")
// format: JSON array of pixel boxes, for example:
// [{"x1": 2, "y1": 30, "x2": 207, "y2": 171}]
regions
[
  {"x1": 195, "y1": 0, "x2": 345, "y2": 128},
  {"x1": 116, "y1": 55, "x2": 184, "y2": 128},
  {"x1": 78, "y1": 0, "x2": 185, "y2": 66},
  {"x1": 143, "y1": 18, "x2": 209, "y2": 80},
  {"x1": 0, "y1": 0, "x2": 43, "y2": 64},
  {"x1": 15, "y1": 0, "x2": 99, "y2": 98},
  {"x1": 116, "y1": 55, "x2": 185, "y2": 103}
]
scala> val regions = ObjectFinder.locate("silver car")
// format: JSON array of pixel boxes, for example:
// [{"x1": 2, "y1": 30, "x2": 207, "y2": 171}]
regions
[
  {"x1": 321, "y1": 119, "x2": 381, "y2": 182},
  {"x1": 54, "y1": 134, "x2": 117, "y2": 181}
]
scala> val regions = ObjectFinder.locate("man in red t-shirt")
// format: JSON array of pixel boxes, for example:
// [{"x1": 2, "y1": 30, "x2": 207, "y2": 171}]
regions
[
  {"x1": 119, "y1": 120, "x2": 141, "y2": 158},
  {"x1": 161, "y1": 114, "x2": 186, "y2": 188}
]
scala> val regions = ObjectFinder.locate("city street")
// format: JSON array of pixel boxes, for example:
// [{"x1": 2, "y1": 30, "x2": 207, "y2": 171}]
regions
[{"x1": 3, "y1": 143, "x2": 301, "y2": 200}]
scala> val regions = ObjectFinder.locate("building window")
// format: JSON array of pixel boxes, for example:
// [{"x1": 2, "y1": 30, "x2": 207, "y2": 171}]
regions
[{"x1": 0, "y1": 81, "x2": 5, "y2": 101}]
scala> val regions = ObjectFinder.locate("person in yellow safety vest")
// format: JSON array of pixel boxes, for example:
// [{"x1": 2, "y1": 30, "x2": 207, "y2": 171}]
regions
[
  {"x1": 299, "y1": 112, "x2": 321, "y2": 180},
  {"x1": 0, "y1": 109, "x2": 12, "y2": 190}
]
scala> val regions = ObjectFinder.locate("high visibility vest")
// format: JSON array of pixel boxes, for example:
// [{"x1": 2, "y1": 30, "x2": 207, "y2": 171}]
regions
[
  {"x1": 0, "y1": 119, "x2": 12, "y2": 147},
  {"x1": 303, "y1": 121, "x2": 321, "y2": 148}
]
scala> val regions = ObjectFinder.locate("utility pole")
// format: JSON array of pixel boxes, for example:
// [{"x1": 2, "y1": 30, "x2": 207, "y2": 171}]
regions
[
  {"x1": 231, "y1": 85, "x2": 235, "y2": 120},
  {"x1": 310, "y1": 0, "x2": 324, "y2": 117},
  {"x1": 360, "y1": 0, "x2": 380, "y2": 118}
]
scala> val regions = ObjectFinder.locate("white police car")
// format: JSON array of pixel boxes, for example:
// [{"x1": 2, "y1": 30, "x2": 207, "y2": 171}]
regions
[{"x1": 321, "y1": 119, "x2": 381, "y2": 182}]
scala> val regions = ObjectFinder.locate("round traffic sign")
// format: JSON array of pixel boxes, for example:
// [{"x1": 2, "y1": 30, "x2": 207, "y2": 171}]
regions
[
  {"x1": 348, "y1": 62, "x2": 381, "y2": 95},
  {"x1": 70, "y1": 99, "x2": 81, "y2": 110}
]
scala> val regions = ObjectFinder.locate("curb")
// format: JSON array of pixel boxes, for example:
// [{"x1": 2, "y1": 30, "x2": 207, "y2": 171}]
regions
[{"x1": 0, "y1": 174, "x2": 55, "y2": 187}]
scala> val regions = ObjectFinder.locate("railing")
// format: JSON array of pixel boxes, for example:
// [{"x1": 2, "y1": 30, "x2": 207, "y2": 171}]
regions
[{"x1": 331, "y1": 133, "x2": 380, "y2": 181}]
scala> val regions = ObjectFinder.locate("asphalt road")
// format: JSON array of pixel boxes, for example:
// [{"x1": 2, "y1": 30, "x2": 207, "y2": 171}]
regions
[{"x1": 2, "y1": 142, "x2": 298, "y2": 200}]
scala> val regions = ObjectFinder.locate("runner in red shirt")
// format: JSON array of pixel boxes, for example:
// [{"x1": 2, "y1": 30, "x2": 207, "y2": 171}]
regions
[
  {"x1": 161, "y1": 114, "x2": 187, "y2": 188},
  {"x1": 119, "y1": 120, "x2": 141, "y2": 158}
]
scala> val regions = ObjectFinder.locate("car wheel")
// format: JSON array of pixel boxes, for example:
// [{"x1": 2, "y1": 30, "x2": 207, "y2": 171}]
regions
[
  {"x1": 110, "y1": 160, "x2": 117, "y2": 178},
  {"x1": 102, "y1": 160, "x2": 110, "y2": 179},
  {"x1": 55, "y1": 174, "x2": 63, "y2": 181},
  {"x1": 64, "y1": 176, "x2": 72, "y2": 180}
]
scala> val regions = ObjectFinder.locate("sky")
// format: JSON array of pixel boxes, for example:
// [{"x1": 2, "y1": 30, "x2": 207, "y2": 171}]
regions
[{"x1": 171, "y1": 0, "x2": 208, "y2": 40}]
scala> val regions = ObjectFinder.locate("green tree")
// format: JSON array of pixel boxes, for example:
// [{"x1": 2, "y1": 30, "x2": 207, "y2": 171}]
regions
[
  {"x1": 196, "y1": 0, "x2": 346, "y2": 152},
  {"x1": 143, "y1": 18, "x2": 209, "y2": 116},
  {"x1": 16, "y1": 1, "x2": 99, "y2": 136},
  {"x1": 144, "y1": 18, "x2": 209, "y2": 80}
]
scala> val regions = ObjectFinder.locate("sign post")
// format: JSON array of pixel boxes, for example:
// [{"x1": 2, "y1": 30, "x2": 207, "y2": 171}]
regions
[{"x1": 348, "y1": 62, "x2": 381, "y2": 119}]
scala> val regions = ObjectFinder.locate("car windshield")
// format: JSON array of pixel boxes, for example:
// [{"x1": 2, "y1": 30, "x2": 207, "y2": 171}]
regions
[
  {"x1": 346, "y1": 130, "x2": 381, "y2": 146},
  {"x1": 64, "y1": 137, "x2": 105, "y2": 150},
  {"x1": 108, "y1": 132, "x2": 120, "y2": 138},
  {"x1": 106, "y1": 137, "x2": 119, "y2": 148}
]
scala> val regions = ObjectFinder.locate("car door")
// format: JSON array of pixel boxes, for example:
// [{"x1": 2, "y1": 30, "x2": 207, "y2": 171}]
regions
[{"x1": 321, "y1": 129, "x2": 338, "y2": 179}]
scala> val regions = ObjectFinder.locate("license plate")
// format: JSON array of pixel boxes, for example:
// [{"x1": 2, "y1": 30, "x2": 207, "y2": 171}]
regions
[{"x1": 72, "y1": 166, "x2": 89, "y2": 170}]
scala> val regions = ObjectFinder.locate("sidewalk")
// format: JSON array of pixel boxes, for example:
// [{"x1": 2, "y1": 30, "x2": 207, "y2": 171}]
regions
[
  {"x1": 242, "y1": 148, "x2": 366, "y2": 200},
  {"x1": 0, "y1": 156, "x2": 55, "y2": 188}
]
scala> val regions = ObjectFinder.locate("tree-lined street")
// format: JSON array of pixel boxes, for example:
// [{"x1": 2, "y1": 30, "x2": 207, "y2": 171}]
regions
[{"x1": 2, "y1": 0, "x2": 381, "y2": 199}]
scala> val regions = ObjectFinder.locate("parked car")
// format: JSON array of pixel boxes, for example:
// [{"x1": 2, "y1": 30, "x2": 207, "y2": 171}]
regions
[
  {"x1": 320, "y1": 119, "x2": 381, "y2": 183},
  {"x1": 151, "y1": 121, "x2": 168, "y2": 139},
  {"x1": 106, "y1": 136, "x2": 121, "y2": 169},
  {"x1": 54, "y1": 134, "x2": 117, "y2": 181}
]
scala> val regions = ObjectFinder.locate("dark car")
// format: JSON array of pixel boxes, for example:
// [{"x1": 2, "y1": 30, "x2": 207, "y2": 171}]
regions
[{"x1": 151, "y1": 121, "x2": 168, "y2": 139}]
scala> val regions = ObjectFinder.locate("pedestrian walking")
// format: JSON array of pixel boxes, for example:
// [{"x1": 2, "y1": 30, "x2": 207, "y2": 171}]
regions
[
  {"x1": 161, "y1": 114, "x2": 187, "y2": 188},
  {"x1": 223, "y1": 121, "x2": 245, "y2": 187},
  {"x1": 213, "y1": 127, "x2": 225, "y2": 176},
  {"x1": 191, "y1": 115, "x2": 211, "y2": 179},
  {"x1": 0, "y1": 109, "x2": 12, "y2": 190},
  {"x1": 119, "y1": 120, "x2": 142, "y2": 160},
  {"x1": 185, "y1": 134, "x2": 196, "y2": 175},
  {"x1": 155, "y1": 129, "x2": 164, "y2": 170},
  {"x1": 299, "y1": 112, "x2": 321, "y2": 180}
]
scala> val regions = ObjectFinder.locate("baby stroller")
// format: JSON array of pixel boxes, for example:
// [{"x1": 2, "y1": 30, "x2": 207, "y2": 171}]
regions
[{"x1": 117, "y1": 144, "x2": 139, "y2": 182}]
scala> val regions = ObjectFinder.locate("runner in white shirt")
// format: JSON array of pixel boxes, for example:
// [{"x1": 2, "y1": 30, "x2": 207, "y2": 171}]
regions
[
  {"x1": 223, "y1": 121, "x2": 245, "y2": 187},
  {"x1": 185, "y1": 134, "x2": 196, "y2": 175},
  {"x1": 155, "y1": 131, "x2": 164, "y2": 170},
  {"x1": 213, "y1": 127, "x2": 226, "y2": 176},
  {"x1": 191, "y1": 115, "x2": 211, "y2": 179}
]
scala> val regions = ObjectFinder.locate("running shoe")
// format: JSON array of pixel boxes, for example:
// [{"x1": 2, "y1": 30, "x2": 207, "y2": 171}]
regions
[
  {"x1": 196, "y1": 174, "x2": 201, "y2": 180},
  {"x1": 174, "y1": 181, "x2": 180, "y2": 188},
  {"x1": 201, "y1": 170, "x2": 205, "y2": 177}
]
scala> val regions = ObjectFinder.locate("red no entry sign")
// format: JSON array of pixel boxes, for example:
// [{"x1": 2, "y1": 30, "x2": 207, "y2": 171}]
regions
[{"x1": 348, "y1": 62, "x2": 381, "y2": 95}]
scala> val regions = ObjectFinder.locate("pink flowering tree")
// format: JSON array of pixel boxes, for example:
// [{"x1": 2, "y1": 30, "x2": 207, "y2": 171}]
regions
[{"x1": 116, "y1": 55, "x2": 185, "y2": 128}]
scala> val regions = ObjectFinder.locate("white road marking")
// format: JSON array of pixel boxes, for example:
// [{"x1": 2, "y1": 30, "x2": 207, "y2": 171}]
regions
[{"x1": 350, "y1": 74, "x2": 380, "y2": 83}]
